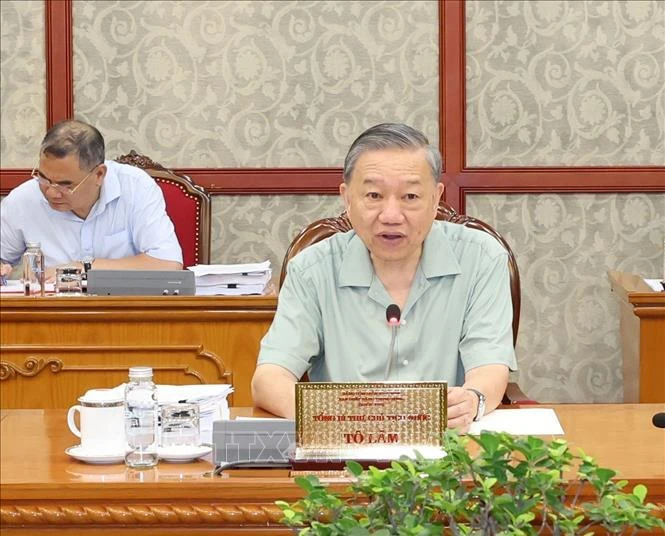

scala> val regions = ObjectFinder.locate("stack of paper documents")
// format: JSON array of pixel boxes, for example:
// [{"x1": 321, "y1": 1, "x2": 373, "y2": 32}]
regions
[
  {"x1": 156, "y1": 384, "x2": 233, "y2": 443},
  {"x1": 104, "y1": 383, "x2": 233, "y2": 444},
  {"x1": 188, "y1": 261, "x2": 272, "y2": 296}
]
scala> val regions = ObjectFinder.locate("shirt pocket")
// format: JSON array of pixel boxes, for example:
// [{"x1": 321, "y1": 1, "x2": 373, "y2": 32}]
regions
[{"x1": 102, "y1": 229, "x2": 132, "y2": 257}]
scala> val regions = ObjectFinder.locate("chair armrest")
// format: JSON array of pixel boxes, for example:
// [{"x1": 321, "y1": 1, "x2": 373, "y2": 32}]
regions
[{"x1": 501, "y1": 381, "x2": 538, "y2": 405}]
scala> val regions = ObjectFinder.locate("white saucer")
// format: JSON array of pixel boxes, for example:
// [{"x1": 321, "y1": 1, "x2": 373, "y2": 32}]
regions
[
  {"x1": 157, "y1": 445, "x2": 212, "y2": 463},
  {"x1": 65, "y1": 445, "x2": 126, "y2": 465}
]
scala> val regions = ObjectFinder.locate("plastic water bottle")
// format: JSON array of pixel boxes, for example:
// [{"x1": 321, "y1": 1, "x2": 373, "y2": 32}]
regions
[
  {"x1": 124, "y1": 366, "x2": 159, "y2": 468},
  {"x1": 22, "y1": 242, "x2": 45, "y2": 296}
]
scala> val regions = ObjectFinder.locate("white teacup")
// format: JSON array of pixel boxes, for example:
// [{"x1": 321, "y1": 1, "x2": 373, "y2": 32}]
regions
[{"x1": 67, "y1": 389, "x2": 125, "y2": 453}]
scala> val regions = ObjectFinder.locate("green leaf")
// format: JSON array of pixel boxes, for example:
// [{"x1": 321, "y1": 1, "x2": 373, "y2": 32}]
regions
[
  {"x1": 632, "y1": 484, "x2": 647, "y2": 503},
  {"x1": 346, "y1": 460, "x2": 364, "y2": 477},
  {"x1": 515, "y1": 512, "x2": 535, "y2": 524},
  {"x1": 595, "y1": 467, "x2": 617, "y2": 484},
  {"x1": 294, "y1": 475, "x2": 316, "y2": 492}
]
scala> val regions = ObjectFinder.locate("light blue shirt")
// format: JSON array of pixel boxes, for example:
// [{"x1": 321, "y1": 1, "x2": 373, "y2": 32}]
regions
[
  {"x1": 258, "y1": 221, "x2": 517, "y2": 385},
  {"x1": 0, "y1": 160, "x2": 182, "y2": 267}
]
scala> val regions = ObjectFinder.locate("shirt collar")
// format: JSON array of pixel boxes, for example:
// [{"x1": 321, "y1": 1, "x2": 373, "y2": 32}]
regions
[
  {"x1": 93, "y1": 160, "x2": 120, "y2": 213},
  {"x1": 338, "y1": 221, "x2": 461, "y2": 288},
  {"x1": 419, "y1": 221, "x2": 462, "y2": 278},
  {"x1": 339, "y1": 232, "x2": 374, "y2": 287}
]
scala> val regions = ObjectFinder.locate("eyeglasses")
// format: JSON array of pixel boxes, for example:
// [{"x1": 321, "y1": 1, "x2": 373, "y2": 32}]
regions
[{"x1": 32, "y1": 163, "x2": 102, "y2": 195}]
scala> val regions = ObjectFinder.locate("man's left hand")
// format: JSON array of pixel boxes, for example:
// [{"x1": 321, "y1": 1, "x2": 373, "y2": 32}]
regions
[
  {"x1": 44, "y1": 266, "x2": 57, "y2": 284},
  {"x1": 446, "y1": 386, "x2": 478, "y2": 433}
]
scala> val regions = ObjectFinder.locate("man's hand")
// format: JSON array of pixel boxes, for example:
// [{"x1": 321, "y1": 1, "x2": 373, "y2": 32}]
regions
[
  {"x1": 446, "y1": 386, "x2": 478, "y2": 433},
  {"x1": 44, "y1": 266, "x2": 57, "y2": 284},
  {"x1": 0, "y1": 263, "x2": 13, "y2": 277}
]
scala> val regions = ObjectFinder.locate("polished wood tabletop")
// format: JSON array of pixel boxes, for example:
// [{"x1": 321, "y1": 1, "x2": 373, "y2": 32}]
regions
[{"x1": 1, "y1": 404, "x2": 664, "y2": 534}]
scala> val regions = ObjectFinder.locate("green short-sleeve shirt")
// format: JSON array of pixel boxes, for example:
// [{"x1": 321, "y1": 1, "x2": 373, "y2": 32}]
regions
[{"x1": 258, "y1": 221, "x2": 517, "y2": 385}]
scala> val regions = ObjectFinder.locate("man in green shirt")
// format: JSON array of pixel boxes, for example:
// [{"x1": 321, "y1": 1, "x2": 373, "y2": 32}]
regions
[{"x1": 252, "y1": 123, "x2": 517, "y2": 432}]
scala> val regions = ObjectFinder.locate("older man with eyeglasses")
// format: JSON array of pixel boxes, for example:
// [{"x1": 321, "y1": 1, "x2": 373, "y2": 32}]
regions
[{"x1": 0, "y1": 119, "x2": 182, "y2": 281}]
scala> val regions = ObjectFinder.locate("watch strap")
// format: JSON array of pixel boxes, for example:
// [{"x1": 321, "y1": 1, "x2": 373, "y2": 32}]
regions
[{"x1": 465, "y1": 388, "x2": 486, "y2": 422}]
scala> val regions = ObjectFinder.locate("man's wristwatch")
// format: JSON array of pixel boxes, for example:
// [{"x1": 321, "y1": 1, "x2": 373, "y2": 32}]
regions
[{"x1": 466, "y1": 388, "x2": 486, "y2": 421}]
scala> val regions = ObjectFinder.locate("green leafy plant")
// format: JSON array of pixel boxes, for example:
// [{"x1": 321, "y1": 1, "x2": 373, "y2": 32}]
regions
[{"x1": 277, "y1": 430, "x2": 664, "y2": 535}]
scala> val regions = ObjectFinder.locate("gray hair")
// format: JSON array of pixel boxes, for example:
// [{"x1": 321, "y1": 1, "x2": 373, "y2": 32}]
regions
[
  {"x1": 40, "y1": 119, "x2": 105, "y2": 170},
  {"x1": 342, "y1": 123, "x2": 442, "y2": 183}
]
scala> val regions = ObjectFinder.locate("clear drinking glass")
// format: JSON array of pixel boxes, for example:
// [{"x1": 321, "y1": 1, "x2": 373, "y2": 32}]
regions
[
  {"x1": 160, "y1": 403, "x2": 200, "y2": 447},
  {"x1": 55, "y1": 267, "x2": 83, "y2": 294}
]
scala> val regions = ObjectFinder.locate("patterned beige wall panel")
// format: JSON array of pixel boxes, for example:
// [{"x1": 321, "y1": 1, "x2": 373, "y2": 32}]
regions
[
  {"x1": 467, "y1": 192, "x2": 665, "y2": 403},
  {"x1": 210, "y1": 194, "x2": 344, "y2": 270},
  {"x1": 0, "y1": 1, "x2": 46, "y2": 167},
  {"x1": 465, "y1": 0, "x2": 665, "y2": 166},
  {"x1": 72, "y1": 0, "x2": 439, "y2": 168}
]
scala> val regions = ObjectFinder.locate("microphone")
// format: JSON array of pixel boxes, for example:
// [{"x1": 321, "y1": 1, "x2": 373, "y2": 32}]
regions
[
  {"x1": 384, "y1": 304, "x2": 401, "y2": 379},
  {"x1": 653, "y1": 412, "x2": 665, "y2": 429}
]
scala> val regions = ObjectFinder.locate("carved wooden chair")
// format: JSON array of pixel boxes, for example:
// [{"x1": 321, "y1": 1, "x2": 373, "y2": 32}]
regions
[
  {"x1": 279, "y1": 200, "x2": 533, "y2": 404},
  {"x1": 116, "y1": 150, "x2": 211, "y2": 267}
]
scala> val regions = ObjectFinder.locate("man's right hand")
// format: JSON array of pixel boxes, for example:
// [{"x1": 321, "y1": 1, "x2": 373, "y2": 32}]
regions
[{"x1": 0, "y1": 263, "x2": 13, "y2": 277}]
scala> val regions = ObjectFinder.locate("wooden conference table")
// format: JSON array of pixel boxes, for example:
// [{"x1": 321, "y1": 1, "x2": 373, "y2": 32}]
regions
[
  {"x1": 0, "y1": 295, "x2": 277, "y2": 408},
  {"x1": 1, "y1": 404, "x2": 664, "y2": 535}
]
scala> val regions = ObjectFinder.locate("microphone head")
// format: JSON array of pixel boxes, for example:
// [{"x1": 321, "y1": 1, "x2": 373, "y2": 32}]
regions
[
  {"x1": 386, "y1": 304, "x2": 401, "y2": 325},
  {"x1": 652, "y1": 412, "x2": 665, "y2": 429}
]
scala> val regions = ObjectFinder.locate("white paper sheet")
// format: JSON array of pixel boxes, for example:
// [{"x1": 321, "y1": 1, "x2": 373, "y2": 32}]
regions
[
  {"x1": 0, "y1": 280, "x2": 56, "y2": 293},
  {"x1": 188, "y1": 261, "x2": 271, "y2": 277},
  {"x1": 644, "y1": 278, "x2": 665, "y2": 292},
  {"x1": 469, "y1": 408, "x2": 564, "y2": 435},
  {"x1": 195, "y1": 285, "x2": 267, "y2": 296}
]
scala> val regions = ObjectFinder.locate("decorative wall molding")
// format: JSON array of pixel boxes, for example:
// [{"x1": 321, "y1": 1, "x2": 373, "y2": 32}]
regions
[
  {"x1": 0, "y1": 0, "x2": 662, "y2": 207},
  {"x1": 0, "y1": 357, "x2": 63, "y2": 380},
  {"x1": 0, "y1": 345, "x2": 230, "y2": 384}
]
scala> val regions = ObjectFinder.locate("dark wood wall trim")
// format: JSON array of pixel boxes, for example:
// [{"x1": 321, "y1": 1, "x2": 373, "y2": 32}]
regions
[
  {"x1": 1, "y1": 0, "x2": 662, "y2": 206},
  {"x1": 5, "y1": 167, "x2": 662, "y2": 198},
  {"x1": 0, "y1": 168, "x2": 343, "y2": 196},
  {"x1": 0, "y1": 171, "x2": 31, "y2": 196},
  {"x1": 448, "y1": 169, "x2": 665, "y2": 213},
  {"x1": 45, "y1": 0, "x2": 73, "y2": 127},
  {"x1": 437, "y1": 0, "x2": 446, "y2": 170}
]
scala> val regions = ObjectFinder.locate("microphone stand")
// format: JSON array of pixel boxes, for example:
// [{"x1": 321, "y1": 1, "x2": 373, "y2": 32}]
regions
[{"x1": 384, "y1": 321, "x2": 399, "y2": 379}]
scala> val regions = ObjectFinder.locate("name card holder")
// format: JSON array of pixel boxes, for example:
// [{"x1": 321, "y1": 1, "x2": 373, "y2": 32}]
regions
[{"x1": 294, "y1": 382, "x2": 447, "y2": 470}]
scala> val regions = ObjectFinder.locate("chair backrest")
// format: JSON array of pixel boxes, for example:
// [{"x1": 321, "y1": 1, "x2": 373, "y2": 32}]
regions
[
  {"x1": 279, "y1": 201, "x2": 521, "y2": 345},
  {"x1": 115, "y1": 150, "x2": 211, "y2": 267}
]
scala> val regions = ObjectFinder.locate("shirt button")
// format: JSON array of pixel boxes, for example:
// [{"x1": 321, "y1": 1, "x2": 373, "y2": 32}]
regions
[{"x1": 402, "y1": 360, "x2": 409, "y2": 366}]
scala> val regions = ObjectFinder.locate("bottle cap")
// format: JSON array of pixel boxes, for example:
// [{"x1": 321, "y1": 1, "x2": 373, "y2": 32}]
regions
[
  {"x1": 128, "y1": 366, "x2": 153, "y2": 379},
  {"x1": 26, "y1": 241, "x2": 41, "y2": 248}
]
